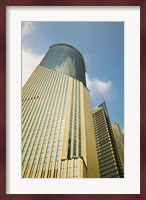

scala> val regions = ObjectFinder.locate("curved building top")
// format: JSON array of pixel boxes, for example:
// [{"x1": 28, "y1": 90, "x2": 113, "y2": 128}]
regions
[{"x1": 40, "y1": 43, "x2": 87, "y2": 86}]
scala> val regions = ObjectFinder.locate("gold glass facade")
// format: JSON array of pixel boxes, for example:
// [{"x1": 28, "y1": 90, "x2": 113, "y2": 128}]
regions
[
  {"x1": 93, "y1": 101, "x2": 124, "y2": 178},
  {"x1": 22, "y1": 66, "x2": 99, "y2": 178},
  {"x1": 112, "y1": 123, "x2": 124, "y2": 171}
]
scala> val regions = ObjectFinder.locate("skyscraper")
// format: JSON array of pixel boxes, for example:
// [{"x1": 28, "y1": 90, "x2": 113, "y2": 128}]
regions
[
  {"x1": 112, "y1": 122, "x2": 124, "y2": 171},
  {"x1": 22, "y1": 44, "x2": 99, "y2": 178},
  {"x1": 93, "y1": 101, "x2": 124, "y2": 178}
]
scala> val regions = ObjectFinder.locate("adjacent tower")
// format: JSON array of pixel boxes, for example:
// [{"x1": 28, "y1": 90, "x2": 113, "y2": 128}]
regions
[
  {"x1": 22, "y1": 44, "x2": 99, "y2": 178},
  {"x1": 93, "y1": 101, "x2": 124, "y2": 178},
  {"x1": 112, "y1": 122, "x2": 124, "y2": 171}
]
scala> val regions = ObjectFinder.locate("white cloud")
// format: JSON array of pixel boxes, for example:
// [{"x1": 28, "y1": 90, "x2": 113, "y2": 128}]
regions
[
  {"x1": 22, "y1": 48, "x2": 44, "y2": 86},
  {"x1": 21, "y1": 22, "x2": 44, "y2": 86},
  {"x1": 22, "y1": 22, "x2": 35, "y2": 38},
  {"x1": 94, "y1": 79, "x2": 112, "y2": 94},
  {"x1": 86, "y1": 74, "x2": 112, "y2": 100}
]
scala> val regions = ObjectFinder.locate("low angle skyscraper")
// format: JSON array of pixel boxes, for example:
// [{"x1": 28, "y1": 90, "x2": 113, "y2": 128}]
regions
[
  {"x1": 112, "y1": 122, "x2": 124, "y2": 171},
  {"x1": 22, "y1": 44, "x2": 99, "y2": 178},
  {"x1": 93, "y1": 101, "x2": 124, "y2": 178}
]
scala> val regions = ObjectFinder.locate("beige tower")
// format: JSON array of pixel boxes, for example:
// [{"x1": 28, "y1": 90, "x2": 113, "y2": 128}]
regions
[
  {"x1": 22, "y1": 44, "x2": 99, "y2": 178},
  {"x1": 112, "y1": 122, "x2": 124, "y2": 170}
]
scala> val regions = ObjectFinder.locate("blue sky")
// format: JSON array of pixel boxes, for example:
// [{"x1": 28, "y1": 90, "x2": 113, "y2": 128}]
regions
[{"x1": 22, "y1": 22, "x2": 124, "y2": 133}]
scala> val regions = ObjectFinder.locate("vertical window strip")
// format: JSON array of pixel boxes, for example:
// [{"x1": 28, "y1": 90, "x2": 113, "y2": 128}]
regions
[
  {"x1": 67, "y1": 81, "x2": 74, "y2": 158},
  {"x1": 66, "y1": 159, "x2": 72, "y2": 178},
  {"x1": 73, "y1": 158, "x2": 78, "y2": 178},
  {"x1": 78, "y1": 83, "x2": 81, "y2": 156},
  {"x1": 73, "y1": 81, "x2": 77, "y2": 156},
  {"x1": 60, "y1": 160, "x2": 65, "y2": 178},
  {"x1": 55, "y1": 77, "x2": 69, "y2": 169}
]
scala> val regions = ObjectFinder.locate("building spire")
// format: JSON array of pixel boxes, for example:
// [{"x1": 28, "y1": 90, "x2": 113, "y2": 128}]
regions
[{"x1": 101, "y1": 93, "x2": 104, "y2": 102}]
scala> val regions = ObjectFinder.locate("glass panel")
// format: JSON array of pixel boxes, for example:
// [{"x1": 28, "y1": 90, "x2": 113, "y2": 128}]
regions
[{"x1": 40, "y1": 44, "x2": 86, "y2": 86}]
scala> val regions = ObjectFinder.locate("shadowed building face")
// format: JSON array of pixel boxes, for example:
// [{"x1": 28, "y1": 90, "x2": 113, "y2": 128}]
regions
[{"x1": 112, "y1": 122, "x2": 124, "y2": 171}]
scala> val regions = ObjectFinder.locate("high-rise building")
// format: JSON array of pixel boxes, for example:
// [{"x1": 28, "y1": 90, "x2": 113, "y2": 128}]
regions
[
  {"x1": 22, "y1": 44, "x2": 99, "y2": 178},
  {"x1": 93, "y1": 101, "x2": 124, "y2": 178},
  {"x1": 112, "y1": 122, "x2": 124, "y2": 171}
]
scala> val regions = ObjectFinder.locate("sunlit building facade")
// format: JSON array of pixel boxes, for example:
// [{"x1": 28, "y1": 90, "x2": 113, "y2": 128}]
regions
[
  {"x1": 22, "y1": 44, "x2": 99, "y2": 178},
  {"x1": 112, "y1": 122, "x2": 124, "y2": 171},
  {"x1": 93, "y1": 101, "x2": 124, "y2": 178}
]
